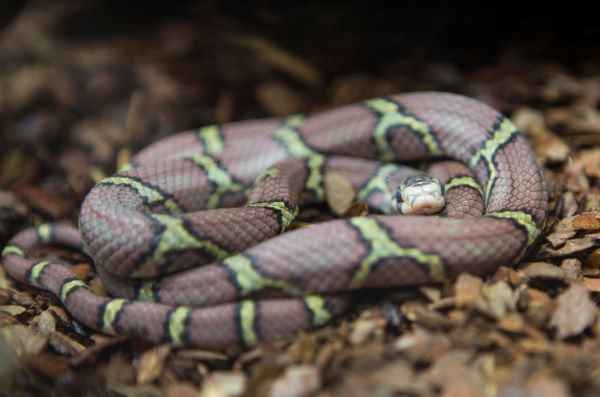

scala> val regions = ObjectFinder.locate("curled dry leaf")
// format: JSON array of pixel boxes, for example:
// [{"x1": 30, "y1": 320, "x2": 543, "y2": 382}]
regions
[{"x1": 550, "y1": 283, "x2": 597, "y2": 339}]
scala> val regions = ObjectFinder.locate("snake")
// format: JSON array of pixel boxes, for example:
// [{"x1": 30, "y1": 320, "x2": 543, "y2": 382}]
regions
[{"x1": 2, "y1": 92, "x2": 548, "y2": 350}]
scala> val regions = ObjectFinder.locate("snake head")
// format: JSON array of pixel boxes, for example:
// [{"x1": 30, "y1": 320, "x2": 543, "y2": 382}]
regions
[{"x1": 394, "y1": 175, "x2": 445, "y2": 215}]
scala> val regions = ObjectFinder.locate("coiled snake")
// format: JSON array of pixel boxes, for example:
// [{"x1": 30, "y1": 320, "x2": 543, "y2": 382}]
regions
[{"x1": 2, "y1": 92, "x2": 548, "y2": 349}]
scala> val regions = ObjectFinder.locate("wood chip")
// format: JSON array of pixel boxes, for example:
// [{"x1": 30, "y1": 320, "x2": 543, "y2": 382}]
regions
[
  {"x1": 454, "y1": 273, "x2": 483, "y2": 307},
  {"x1": 521, "y1": 262, "x2": 566, "y2": 281},
  {"x1": 324, "y1": 172, "x2": 357, "y2": 216},
  {"x1": 136, "y1": 344, "x2": 172, "y2": 384},
  {"x1": 540, "y1": 238, "x2": 597, "y2": 258},
  {"x1": 550, "y1": 283, "x2": 597, "y2": 338},
  {"x1": 208, "y1": 372, "x2": 247, "y2": 397},
  {"x1": 268, "y1": 365, "x2": 320, "y2": 397}
]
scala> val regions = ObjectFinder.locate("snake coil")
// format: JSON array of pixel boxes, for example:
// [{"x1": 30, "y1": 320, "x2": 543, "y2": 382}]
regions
[{"x1": 2, "y1": 92, "x2": 547, "y2": 349}]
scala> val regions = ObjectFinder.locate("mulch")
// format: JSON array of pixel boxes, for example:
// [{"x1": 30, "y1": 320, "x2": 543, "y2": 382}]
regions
[{"x1": 1, "y1": 2, "x2": 599, "y2": 396}]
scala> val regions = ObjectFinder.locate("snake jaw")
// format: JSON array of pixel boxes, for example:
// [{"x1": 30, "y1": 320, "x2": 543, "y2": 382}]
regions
[{"x1": 395, "y1": 175, "x2": 445, "y2": 215}]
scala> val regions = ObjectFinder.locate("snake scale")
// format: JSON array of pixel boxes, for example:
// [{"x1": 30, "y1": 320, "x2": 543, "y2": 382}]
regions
[{"x1": 2, "y1": 92, "x2": 548, "y2": 350}]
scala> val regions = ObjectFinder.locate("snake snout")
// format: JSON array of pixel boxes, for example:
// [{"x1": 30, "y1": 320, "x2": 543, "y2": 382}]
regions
[{"x1": 395, "y1": 175, "x2": 445, "y2": 215}]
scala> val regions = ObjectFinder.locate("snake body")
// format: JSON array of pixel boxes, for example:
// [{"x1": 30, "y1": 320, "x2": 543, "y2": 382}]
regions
[{"x1": 2, "y1": 92, "x2": 548, "y2": 349}]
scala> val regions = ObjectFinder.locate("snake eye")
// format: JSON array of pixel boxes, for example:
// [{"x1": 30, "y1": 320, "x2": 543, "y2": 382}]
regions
[{"x1": 395, "y1": 189, "x2": 403, "y2": 203}]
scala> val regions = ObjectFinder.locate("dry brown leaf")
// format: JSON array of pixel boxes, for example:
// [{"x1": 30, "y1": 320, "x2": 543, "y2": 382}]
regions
[
  {"x1": 0, "y1": 305, "x2": 26, "y2": 316},
  {"x1": 136, "y1": 344, "x2": 171, "y2": 384},
  {"x1": 324, "y1": 172, "x2": 356, "y2": 216},
  {"x1": 26, "y1": 353, "x2": 72, "y2": 380},
  {"x1": 268, "y1": 365, "x2": 321, "y2": 397},
  {"x1": 0, "y1": 324, "x2": 47, "y2": 356},
  {"x1": 48, "y1": 332, "x2": 86, "y2": 356},
  {"x1": 30, "y1": 309, "x2": 56, "y2": 334},
  {"x1": 550, "y1": 283, "x2": 597, "y2": 338}
]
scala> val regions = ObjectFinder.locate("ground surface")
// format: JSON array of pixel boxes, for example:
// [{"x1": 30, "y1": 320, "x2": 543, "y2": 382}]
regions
[{"x1": 1, "y1": 2, "x2": 600, "y2": 397}]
